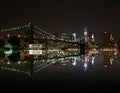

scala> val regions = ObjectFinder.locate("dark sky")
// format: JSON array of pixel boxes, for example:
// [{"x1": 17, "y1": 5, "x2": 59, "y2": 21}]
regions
[{"x1": 0, "y1": 0, "x2": 120, "y2": 42}]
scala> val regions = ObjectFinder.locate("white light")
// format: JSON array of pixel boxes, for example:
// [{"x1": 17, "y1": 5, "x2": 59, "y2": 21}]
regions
[
  {"x1": 72, "y1": 62, "x2": 76, "y2": 66},
  {"x1": 72, "y1": 33, "x2": 76, "y2": 37},
  {"x1": 84, "y1": 63, "x2": 87, "y2": 68},
  {"x1": 7, "y1": 61, "x2": 10, "y2": 64},
  {"x1": 18, "y1": 61, "x2": 21, "y2": 64},
  {"x1": 84, "y1": 31, "x2": 87, "y2": 36},
  {"x1": 92, "y1": 34, "x2": 94, "y2": 38},
  {"x1": 72, "y1": 59, "x2": 76, "y2": 66},
  {"x1": 92, "y1": 60, "x2": 94, "y2": 65},
  {"x1": 7, "y1": 34, "x2": 10, "y2": 37},
  {"x1": 29, "y1": 44, "x2": 42, "y2": 55}
]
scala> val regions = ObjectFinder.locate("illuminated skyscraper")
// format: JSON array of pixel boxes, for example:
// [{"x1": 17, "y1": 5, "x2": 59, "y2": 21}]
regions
[
  {"x1": 72, "y1": 33, "x2": 77, "y2": 42},
  {"x1": 84, "y1": 27, "x2": 88, "y2": 42},
  {"x1": 84, "y1": 55, "x2": 88, "y2": 71},
  {"x1": 91, "y1": 34, "x2": 95, "y2": 42},
  {"x1": 88, "y1": 32, "x2": 95, "y2": 43},
  {"x1": 110, "y1": 34, "x2": 114, "y2": 41}
]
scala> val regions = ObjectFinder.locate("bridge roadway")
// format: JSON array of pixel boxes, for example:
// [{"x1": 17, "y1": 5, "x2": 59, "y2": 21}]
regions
[{"x1": 101, "y1": 47, "x2": 118, "y2": 52}]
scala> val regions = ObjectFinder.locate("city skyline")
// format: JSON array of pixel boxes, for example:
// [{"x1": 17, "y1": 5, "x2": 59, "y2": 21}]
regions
[
  {"x1": 0, "y1": 23, "x2": 117, "y2": 44},
  {"x1": 0, "y1": 0, "x2": 120, "y2": 42},
  {"x1": 0, "y1": 0, "x2": 120, "y2": 89}
]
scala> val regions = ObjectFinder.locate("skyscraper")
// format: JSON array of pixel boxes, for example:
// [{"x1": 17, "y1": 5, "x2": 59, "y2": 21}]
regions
[{"x1": 84, "y1": 27, "x2": 88, "y2": 42}]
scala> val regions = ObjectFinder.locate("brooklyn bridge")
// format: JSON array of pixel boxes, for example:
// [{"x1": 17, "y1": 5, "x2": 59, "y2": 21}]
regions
[
  {"x1": 0, "y1": 23, "x2": 119, "y2": 76},
  {"x1": 0, "y1": 23, "x2": 81, "y2": 56}
]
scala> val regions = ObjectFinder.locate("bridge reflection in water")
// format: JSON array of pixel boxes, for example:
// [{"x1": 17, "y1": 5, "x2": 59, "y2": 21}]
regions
[{"x1": 0, "y1": 48, "x2": 119, "y2": 76}]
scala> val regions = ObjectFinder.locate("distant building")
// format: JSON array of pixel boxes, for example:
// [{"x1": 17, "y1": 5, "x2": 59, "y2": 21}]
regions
[
  {"x1": 110, "y1": 34, "x2": 114, "y2": 41},
  {"x1": 60, "y1": 32, "x2": 69, "y2": 40},
  {"x1": 84, "y1": 27, "x2": 88, "y2": 42},
  {"x1": 88, "y1": 32, "x2": 95, "y2": 43},
  {"x1": 72, "y1": 33, "x2": 77, "y2": 42}
]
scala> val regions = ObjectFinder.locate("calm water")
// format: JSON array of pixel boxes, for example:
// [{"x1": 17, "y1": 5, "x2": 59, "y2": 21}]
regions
[{"x1": 0, "y1": 51, "x2": 120, "y2": 90}]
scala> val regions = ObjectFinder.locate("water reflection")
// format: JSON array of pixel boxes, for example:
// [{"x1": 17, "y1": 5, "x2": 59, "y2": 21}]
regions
[
  {"x1": 103, "y1": 51, "x2": 118, "y2": 68},
  {"x1": 0, "y1": 49, "x2": 119, "y2": 76}
]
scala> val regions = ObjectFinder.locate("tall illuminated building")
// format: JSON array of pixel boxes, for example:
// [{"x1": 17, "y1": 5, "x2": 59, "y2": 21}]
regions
[
  {"x1": 84, "y1": 55, "x2": 88, "y2": 71},
  {"x1": 84, "y1": 27, "x2": 88, "y2": 42},
  {"x1": 110, "y1": 34, "x2": 114, "y2": 41},
  {"x1": 71, "y1": 57, "x2": 77, "y2": 66},
  {"x1": 91, "y1": 34, "x2": 95, "y2": 42},
  {"x1": 72, "y1": 33, "x2": 77, "y2": 42},
  {"x1": 88, "y1": 32, "x2": 95, "y2": 43}
]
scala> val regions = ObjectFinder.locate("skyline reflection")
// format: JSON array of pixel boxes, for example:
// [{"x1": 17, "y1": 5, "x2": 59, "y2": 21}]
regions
[{"x1": 0, "y1": 49, "x2": 119, "y2": 76}]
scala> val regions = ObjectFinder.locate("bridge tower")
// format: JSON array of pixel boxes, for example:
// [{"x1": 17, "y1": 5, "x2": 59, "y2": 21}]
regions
[
  {"x1": 25, "y1": 23, "x2": 34, "y2": 44},
  {"x1": 80, "y1": 39, "x2": 85, "y2": 55},
  {"x1": 103, "y1": 51, "x2": 111, "y2": 68},
  {"x1": 103, "y1": 32, "x2": 110, "y2": 47}
]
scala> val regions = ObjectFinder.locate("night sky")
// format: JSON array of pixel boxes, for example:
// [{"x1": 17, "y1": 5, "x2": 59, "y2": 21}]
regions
[{"x1": 0, "y1": 0, "x2": 120, "y2": 42}]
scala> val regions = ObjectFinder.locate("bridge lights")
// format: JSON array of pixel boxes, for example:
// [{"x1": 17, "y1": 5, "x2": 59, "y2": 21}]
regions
[
  {"x1": 7, "y1": 34, "x2": 10, "y2": 37},
  {"x1": 18, "y1": 34, "x2": 21, "y2": 38},
  {"x1": 104, "y1": 32, "x2": 107, "y2": 34}
]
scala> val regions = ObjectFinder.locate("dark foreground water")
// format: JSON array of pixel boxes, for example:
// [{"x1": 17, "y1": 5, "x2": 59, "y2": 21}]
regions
[{"x1": 0, "y1": 51, "x2": 120, "y2": 91}]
